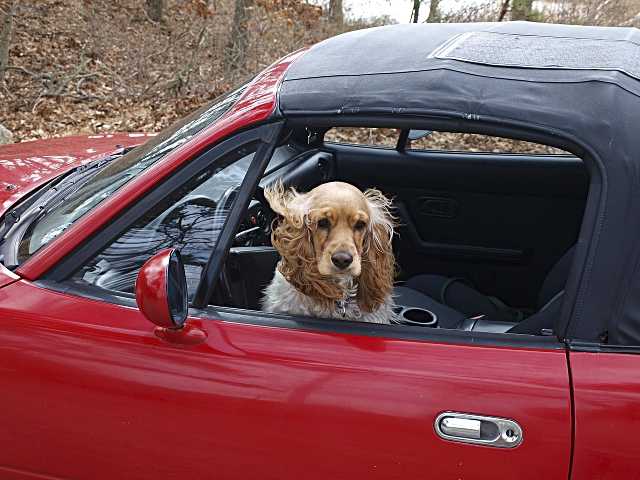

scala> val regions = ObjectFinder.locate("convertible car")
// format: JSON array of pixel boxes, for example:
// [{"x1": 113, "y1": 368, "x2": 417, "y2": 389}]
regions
[{"x1": 0, "y1": 21, "x2": 638, "y2": 479}]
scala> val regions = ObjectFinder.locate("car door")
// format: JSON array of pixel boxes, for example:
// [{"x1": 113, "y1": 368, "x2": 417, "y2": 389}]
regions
[
  {"x1": 0, "y1": 130, "x2": 572, "y2": 480},
  {"x1": 0, "y1": 280, "x2": 572, "y2": 480}
]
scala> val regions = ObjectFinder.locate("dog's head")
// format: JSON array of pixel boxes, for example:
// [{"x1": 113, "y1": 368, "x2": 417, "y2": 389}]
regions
[{"x1": 265, "y1": 181, "x2": 396, "y2": 312}]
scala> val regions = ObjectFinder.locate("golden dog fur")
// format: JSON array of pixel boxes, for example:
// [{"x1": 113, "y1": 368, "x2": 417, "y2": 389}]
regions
[{"x1": 262, "y1": 181, "x2": 396, "y2": 323}]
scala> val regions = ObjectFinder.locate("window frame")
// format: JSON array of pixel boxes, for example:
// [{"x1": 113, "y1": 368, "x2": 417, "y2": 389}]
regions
[
  {"x1": 323, "y1": 127, "x2": 401, "y2": 150},
  {"x1": 323, "y1": 126, "x2": 573, "y2": 156},
  {"x1": 290, "y1": 113, "x2": 602, "y2": 346},
  {"x1": 36, "y1": 112, "x2": 602, "y2": 351}
]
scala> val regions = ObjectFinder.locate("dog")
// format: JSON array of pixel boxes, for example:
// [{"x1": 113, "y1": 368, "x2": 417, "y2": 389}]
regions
[{"x1": 261, "y1": 181, "x2": 396, "y2": 324}]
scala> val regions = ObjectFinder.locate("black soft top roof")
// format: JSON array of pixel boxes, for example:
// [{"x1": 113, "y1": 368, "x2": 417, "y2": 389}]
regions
[{"x1": 279, "y1": 22, "x2": 640, "y2": 346}]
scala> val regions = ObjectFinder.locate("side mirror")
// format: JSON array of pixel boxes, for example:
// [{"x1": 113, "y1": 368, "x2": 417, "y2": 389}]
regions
[{"x1": 135, "y1": 248, "x2": 188, "y2": 329}]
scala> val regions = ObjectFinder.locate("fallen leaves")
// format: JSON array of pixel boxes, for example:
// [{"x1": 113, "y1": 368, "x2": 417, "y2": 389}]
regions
[{"x1": 0, "y1": 0, "x2": 337, "y2": 142}]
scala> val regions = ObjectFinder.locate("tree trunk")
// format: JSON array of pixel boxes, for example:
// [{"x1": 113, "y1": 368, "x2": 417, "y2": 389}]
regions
[
  {"x1": 410, "y1": 0, "x2": 420, "y2": 23},
  {"x1": 498, "y1": 0, "x2": 510, "y2": 21},
  {"x1": 426, "y1": 0, "x2": 440, "y2": 22},
  {"x1": 0, "y1": 1, "x2": 16, "y2": 84},
  {"x1": 224, "y1": 0, "x2": 253, "y2": 73},
  {"x1": 328, "y1": 0, "x2": 343, "y2": 27},
  {"x1": 511, "y1": 0, "x2": 533, "y2": 20},
  {"x1": 145, "y1": 0, "x2": 165, "y2": 23}
]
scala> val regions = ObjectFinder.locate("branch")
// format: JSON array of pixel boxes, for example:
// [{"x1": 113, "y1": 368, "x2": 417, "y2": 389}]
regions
[
  {"x1": 622, "y1": 12, "x2": 640, "y2": 27},
  {"x1": 7, "y1": 50, "x2": 105, "y2": 105},
  {"x1": 4, "y1": 65, "x2": 48, "y2": 78},
  {"x1": 164, "y1": 23, "x2": 207, "y2": 95}
]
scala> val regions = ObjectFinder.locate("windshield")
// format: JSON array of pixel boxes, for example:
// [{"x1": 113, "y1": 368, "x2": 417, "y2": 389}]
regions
[{"x1": 18, "y1": 81, "x2": 250, "y2": 261}]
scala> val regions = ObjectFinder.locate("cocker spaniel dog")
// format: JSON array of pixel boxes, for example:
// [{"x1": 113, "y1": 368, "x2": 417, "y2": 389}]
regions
[{"x1": 261, "y1": 181, "x2": 396, "y2": 324}]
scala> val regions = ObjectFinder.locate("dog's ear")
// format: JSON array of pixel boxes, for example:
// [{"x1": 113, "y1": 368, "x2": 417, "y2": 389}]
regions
[
  {"x1": 264, "y1": 181, "x2": 299, "y2": 223},
  {"x1": 265, "y1": 181, "x2": 342, "y2": 306},
  {"x1": 358, "y1": 189, "x2": 396, "y2": 313}
]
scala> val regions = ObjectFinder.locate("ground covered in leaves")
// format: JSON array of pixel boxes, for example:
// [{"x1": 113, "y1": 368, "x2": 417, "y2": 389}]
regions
[{"x1": 0, "y1": 0, "x2": 335, "y2": 142}]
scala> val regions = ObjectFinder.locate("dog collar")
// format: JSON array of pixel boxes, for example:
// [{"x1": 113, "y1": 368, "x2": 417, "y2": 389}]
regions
[
  {"x1": 336, "y1": 298, "x2": 348, "y2": 317},
  {"x1": 335, "y1": 288, "x2": 360, "y2": 318}
]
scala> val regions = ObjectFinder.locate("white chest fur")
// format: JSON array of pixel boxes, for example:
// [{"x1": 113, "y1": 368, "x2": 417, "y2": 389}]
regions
[{"x1": 261, "y1": 270, "x2": 395, "y2": 324}]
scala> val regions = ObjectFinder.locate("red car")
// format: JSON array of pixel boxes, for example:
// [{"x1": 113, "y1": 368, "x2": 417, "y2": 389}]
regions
[{"x1": 0, "y1": 22, "x2": 638, "y2": 479}]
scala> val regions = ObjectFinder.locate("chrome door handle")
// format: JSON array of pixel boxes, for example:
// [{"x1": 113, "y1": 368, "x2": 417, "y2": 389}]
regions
[{"x1": 435, "y1": 412, "x2": 523, "y2": 448}]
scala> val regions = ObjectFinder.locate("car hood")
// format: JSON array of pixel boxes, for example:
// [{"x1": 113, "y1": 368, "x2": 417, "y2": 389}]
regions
[{"x1": 0, "y1": 133, "x2": 155, "y2": 217}]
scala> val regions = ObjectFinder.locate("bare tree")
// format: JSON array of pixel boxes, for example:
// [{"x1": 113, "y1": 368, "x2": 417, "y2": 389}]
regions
[
  {"x1": 427, "y1": 0, "x2": 440, "y2": 22},
  {"x1": 410, "y1": 1, "x2": 440, "y2": 24},
  {"x1": 410, "y1": 0, "x2": 421, "y2": 23},
  {"x1": 145, "y1": 0, "x2": 165, "y2": 23},
  {"x1": 329, "y1": 0, "x2": 343, "y2": 26},
  {"x1": 0, "y1": 0, "x2": 17, "y2": 84},
  {"x1": 511, "y1": 0, "x2": 533, "y2": 20},
  {"x1": 498, "y1": 0, "x2": 510, "y2": 21},
  {"x1": 225, "y1": 0, "x2": 254, "y2": 73}
]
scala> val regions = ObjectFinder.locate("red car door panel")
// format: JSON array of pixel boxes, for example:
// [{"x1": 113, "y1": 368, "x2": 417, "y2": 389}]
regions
[
  {"x1": 570, "y1": 351, "x2": 640, "y2": 479},
  {"x1": 0, "y1": 280, "x2": 571, "y2": 479}
]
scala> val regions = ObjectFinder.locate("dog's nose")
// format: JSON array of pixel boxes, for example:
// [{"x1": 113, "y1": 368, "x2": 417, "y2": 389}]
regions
[{"x1": 331, "y1": 251, "x2": 353, "y2": 269}]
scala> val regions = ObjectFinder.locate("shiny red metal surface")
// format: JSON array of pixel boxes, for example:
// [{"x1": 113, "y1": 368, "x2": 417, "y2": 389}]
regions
[
  {"x1": 0, "y1": 133, "x2": 150, "y2": 216},
  {"x1": 569, "y1": 350, "x2": 640, "y2": 479},
  {"x1": 154, "y1": 321, "x2": 208, "y2": 346},
  {"x1": 135, "y1": 248, "x2": 173, "y2": 328},
  {"x1": 16, "y1": 49, "x2": 306, "y2": 281},
  {"x1": 0, "y1": 279, "x2": 571, "y2": 480}
]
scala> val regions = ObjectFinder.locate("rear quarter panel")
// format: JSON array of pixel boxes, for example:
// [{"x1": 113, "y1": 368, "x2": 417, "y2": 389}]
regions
[{"x1": 570, "y1": 350, "x2": 640, "y2": 478}]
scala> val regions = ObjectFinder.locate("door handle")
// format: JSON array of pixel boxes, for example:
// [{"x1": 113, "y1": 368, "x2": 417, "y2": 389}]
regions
[
  {"x1": 434, "y1": 412, "x2": 523, "y2": 448},
  {"x1": 417, "y1": 196, "x2": 458, "y2": 218}
]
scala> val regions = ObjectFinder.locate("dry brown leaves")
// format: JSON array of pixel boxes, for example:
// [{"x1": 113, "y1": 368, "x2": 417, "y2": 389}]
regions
[{"x1": 0, "y1": 0, "x2": 338, "y2": 142}]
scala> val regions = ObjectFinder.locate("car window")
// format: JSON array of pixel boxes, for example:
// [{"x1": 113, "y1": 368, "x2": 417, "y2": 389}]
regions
[
  {"x1": 18, "y1": 80, "x2": 251, "y2": 262},
  {"x1": 324, "y1": 127, "x2": 400, "y2": 148},
  {"x1": 324, "y1": 127, "x2": 568, "y2": 155},
  {"x1": 70, "y1": 142, "x2": 259, "y2": 298},
  {"x1": 408, "y1": 131, "x2": 567, "y2": 154}
]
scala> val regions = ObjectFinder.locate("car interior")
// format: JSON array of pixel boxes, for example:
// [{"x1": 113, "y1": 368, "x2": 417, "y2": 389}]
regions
[
  {"x1": 222, "y1": 125, "x2": 588, "y2": 336},
  {"x1": 67, "y1": 123, "x2": 587, "y2": 337}
]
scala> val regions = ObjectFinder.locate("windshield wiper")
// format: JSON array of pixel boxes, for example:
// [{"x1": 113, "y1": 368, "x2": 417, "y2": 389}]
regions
[
  {"x1": 37, "y1": 155, "x2": 117, "y2": 211},
  {"x1": 0, "y1": 210, "x2": 21, "y2": 242},
  {"x1": 0, "y1": 152, "x2": 120, "y2": 244}
]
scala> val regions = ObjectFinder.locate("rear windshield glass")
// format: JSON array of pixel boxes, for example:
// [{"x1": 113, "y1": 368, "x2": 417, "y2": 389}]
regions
[{"x1": 18, "y1": 80, "x2": 250, "y2": 261}]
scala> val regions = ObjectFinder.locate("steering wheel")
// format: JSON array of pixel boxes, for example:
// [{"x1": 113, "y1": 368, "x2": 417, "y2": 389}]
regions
[
  {"x1": 232, "y1": 186, "x2": 276, "y2": 247},
  {"x1": 254, "y1": 185, "x2": 276, "y2": 235},
  {"x1": 214, "y1": 185, "x2": 240, "y2": 230}
]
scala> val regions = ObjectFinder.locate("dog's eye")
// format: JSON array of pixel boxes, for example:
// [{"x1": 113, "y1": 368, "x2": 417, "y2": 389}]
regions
[
  {"x1": 317, "y1": 218, "x2": 331, "y2": 229},
  {"x1": 354, "y1": 220, "x2": 366, "y2": 231}
]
